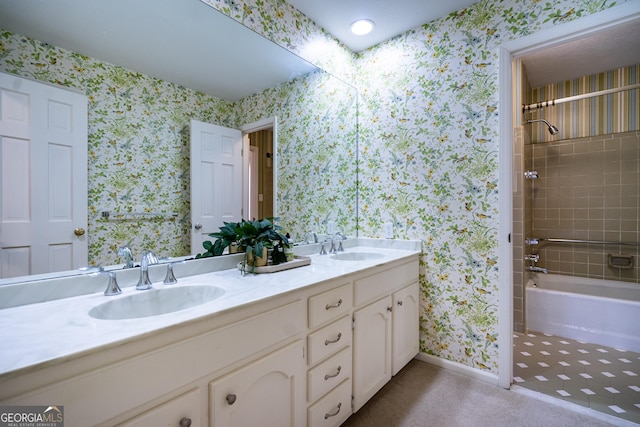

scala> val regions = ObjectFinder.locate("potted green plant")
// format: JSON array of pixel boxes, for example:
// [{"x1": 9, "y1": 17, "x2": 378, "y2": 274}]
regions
[
  {"x1": 195, "y1": 221, "x2": 242, "y2": 259},
  {"x1": 237, "y1": 218, "x2": 290, "y2": 272}
]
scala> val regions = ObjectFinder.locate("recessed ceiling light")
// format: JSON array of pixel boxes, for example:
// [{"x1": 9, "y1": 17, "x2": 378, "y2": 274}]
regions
[{"x1": 350, "y1": 19, "x2": 375, "y2": 36}]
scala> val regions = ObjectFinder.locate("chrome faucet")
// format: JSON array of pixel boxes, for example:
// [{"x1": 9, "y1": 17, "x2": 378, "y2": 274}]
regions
[
  {"x1": 527, "y1": 266, "x2": 548, "y2": 274},
  {"x1": 136, "y1": 250, "x2": 159, "y2": 290},
  {"x1": 304, "y1": 231, "x2": 318, "y2": 244},
  {"x1": 330, "y1": 232, "x2": 346, "y2": 254},
  {"x1": 102, "y1": 271, "x2": 122, "y2": 296},
  {"x1": 117, "y1": 246, "x2": 134, "y2": 269}
]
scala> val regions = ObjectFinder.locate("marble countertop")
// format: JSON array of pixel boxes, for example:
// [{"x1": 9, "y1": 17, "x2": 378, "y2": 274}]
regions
[{"x1": 0, "y1": 239, "x2": 420, "y2": 378}]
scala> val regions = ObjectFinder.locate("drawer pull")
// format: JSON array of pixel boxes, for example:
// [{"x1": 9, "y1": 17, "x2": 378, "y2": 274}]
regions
[
  {"x1": 324, "y1": 365, "x2": 342, "y2": 380},
  {"x1": 398, "y1": 300, "x2": 403, "y2": 306},
  {"x1": 325, "y1": 299, "x2": 342, "y2": 310},
  {"x1": 324, "y1": 402, "x2": 342, "y2": 419},
  {"x1": 179, "y1": 417, "x2": 192, "y2": 427},
  {"x1": 226, "y1": 394, "x2": 237, "y2": 405},
  {"x1": 324, "y1": 332, "x2": 342, "y2": 346}
]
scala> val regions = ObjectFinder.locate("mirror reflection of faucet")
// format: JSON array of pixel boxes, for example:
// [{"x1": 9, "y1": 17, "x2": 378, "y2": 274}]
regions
[
  {"x1": 117, "y1": 246, "x2": 134, "y2": 269},
  {"x1": 330, "y1": 232, "x2": 346, "y2": 254},
  {"x1": 304, "y1": 231, "x2": 318, "y2": 244}
]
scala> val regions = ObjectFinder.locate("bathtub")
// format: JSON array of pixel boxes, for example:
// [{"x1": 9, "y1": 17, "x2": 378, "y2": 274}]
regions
[{"x1": 525, "y1": 273, "x2": 640, "y2": 353}]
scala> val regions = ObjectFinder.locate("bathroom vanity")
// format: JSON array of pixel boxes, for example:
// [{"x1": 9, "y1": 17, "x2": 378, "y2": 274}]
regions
[{"x1": 0, "y1": 239, "x2": 420, "y2": 427}]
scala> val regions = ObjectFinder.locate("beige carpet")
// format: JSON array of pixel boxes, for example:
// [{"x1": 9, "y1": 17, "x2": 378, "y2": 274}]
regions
[{"x1": 342, "y1": 359, "x2": 628, "y2": 427}]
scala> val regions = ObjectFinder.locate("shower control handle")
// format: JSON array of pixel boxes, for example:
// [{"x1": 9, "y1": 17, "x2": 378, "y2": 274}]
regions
[{"x1": 525, "y1": 254, "x2": 539, "y2": 263}]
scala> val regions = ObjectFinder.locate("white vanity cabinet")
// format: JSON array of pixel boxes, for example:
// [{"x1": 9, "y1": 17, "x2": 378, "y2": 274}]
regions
[
  {"x1": 392, "y1": 282, "x2": 420, "y2": 375},
  {"x1": 305, "y1": 283, "x2": 353, "y2": 427},
  {"x1": 352, "y1": 260, "x2": 419, "y2": 412},
  {"x1": 209, "y1": 340, "x2": 305, "y2": 427},
  {"x1": 0, "y1": 246, "x2": 420, "y2": 427},
  {"x1": 116, "y1": 389, "x2": 200, "y2": 427}
]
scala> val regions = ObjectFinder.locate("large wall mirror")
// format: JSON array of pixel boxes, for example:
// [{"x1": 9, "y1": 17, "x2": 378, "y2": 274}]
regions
[{"x1": 0, "y1": 0, "x2": 357, "y2": 284}]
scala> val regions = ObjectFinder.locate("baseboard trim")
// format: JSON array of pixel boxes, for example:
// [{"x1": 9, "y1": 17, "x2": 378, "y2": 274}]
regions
[{"x1": 415, "y1": 353, "x2": 500, "y2": 386}]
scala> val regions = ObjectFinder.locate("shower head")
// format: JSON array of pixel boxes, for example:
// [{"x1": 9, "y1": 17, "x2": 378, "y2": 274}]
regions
[{"x1": 527, "y1": 119, "x2": 559, "y2": 135}]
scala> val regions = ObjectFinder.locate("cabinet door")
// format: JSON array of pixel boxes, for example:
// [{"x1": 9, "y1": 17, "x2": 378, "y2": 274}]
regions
[
  {"x1": 117, "y1": 388, "x2": 200, "y2": 427},
  {"x1": 352, "y1": 296, "x2": 392, "y2": 412},
  {"x1": 392, "y1": 282, "x2": 420, "y2": 375},
  {"x1": 210, "y1": 341, "x2": 304, "y2": 427}
]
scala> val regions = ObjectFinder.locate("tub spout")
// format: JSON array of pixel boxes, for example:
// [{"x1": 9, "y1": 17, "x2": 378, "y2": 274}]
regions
[{"x1": 527, "y1": 266, "x2": 548, "y2": 274}]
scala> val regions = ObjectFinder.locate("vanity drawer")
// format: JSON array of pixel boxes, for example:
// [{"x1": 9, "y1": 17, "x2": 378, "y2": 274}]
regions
[
  {"x1": 354, "y1": 260, "x2": 418, "y2": 306},
  {"x1": 307, "y1": 347, "x2": 351, "y2": 403},
  {"x1": 308, "y1": 315, "x2": 352, "y2": 366},
  {"x1": 307, "y1": 379, "x2": 352, "y2": 427},
  {"x1": 308, "y1": 283, "x2": 352, "y2": 328}
]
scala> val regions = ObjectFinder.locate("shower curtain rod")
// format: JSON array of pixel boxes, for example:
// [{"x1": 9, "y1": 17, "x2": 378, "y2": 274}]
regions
[{"x1": 522, "y1": 82, "x2": 640, "y2": 113}]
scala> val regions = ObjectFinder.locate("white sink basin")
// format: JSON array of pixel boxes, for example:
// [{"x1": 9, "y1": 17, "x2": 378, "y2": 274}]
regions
[
  {"x1": 89, "y1": 285, "x2": 225, "y2": 320},
  {"x1": 331, "y1": 251, "x2": 386, "y2": 261}
]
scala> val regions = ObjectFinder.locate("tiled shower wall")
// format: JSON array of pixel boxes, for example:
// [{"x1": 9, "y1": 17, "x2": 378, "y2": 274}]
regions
[
  {"x1": 516, "y1": 64, "x2": 640, "y2": 331},
  {"x1": 529, "y1": 130, "x2": 640, "y2": 283}
]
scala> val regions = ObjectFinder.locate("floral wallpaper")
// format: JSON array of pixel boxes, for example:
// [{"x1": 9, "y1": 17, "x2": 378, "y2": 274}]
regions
[
  {"x1": 355, "y1": 0, "x2": 626, "y2": 373},
  {"x1": 0, "y1": 30, "x2": 231, "y2": 264},
  {"x1": 0, "y1": 0, "x2": 630, "y2": 379},
  {"x1": 233, "y1": 71, "x2": 358, "y2": 238},
  {"x1": 0, "y1": 27, "x2": 356, "y2": 264}
]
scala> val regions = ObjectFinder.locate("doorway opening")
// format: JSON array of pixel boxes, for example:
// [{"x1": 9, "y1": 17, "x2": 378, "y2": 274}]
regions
[
  {"x1": 240, "y1": 117, "x2": 277, "y2": 221},
  {"x1": 500, "y1": 3, "x2": 640, "y2": 423}
]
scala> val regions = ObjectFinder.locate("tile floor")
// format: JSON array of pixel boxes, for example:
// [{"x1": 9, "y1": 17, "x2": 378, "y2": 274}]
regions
[{"x1": 513, "y1": 331, "x2": 640, "y2": 424}]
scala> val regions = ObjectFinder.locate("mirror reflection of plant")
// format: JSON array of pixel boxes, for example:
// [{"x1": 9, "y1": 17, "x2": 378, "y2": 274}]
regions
[
  {"x1": 196, "y1": 221, "x2": 242, "y2": 258},
  {"x1": 196, "y1": 218, "x2": 290, "y2": 268},
  {"x1": 238, "y1": 218, "x2": 290, "y2": 266}
]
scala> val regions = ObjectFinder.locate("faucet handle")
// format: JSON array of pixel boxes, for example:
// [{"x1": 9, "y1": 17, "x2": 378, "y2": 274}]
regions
[
  {"x1": 163, "y1": 263, "x2": 177, "y2": 285},
  {"x1": 319, "y1": 239, "x2": 328, "y2": 255},
  {"x1": 103, "y1": 271, "x2": 122, "y2": 296},
  {"x1": 163, "y1": 261, "x2": 187, "y2": 285}
]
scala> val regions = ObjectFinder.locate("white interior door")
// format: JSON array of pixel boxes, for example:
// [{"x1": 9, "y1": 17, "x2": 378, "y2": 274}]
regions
[
  {"x1": 190, "y1": 119, "x2": 243, "y2": 255},
  {"x1": 0, "y1": 72, "x2": 88, "y2": 278}
]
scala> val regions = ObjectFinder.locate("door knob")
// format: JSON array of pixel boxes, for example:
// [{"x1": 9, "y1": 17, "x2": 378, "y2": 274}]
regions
[
  {"x1": 194, "y1": 223, "x2": 202, "y2": 230},
  {"x1": 74, "y1": 227, "x2": 85, "y2": 236}
]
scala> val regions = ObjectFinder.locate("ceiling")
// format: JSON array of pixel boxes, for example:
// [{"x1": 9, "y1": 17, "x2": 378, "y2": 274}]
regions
[
  {"x1": 520, "y1": 19, "x2": 640, "y2": 87},
  {"x1": 0, "y1": 0, "x2": 638, "y2": 98},
  {"x1": 287, "y1": 0, "x2": 478, "y2": 53}
]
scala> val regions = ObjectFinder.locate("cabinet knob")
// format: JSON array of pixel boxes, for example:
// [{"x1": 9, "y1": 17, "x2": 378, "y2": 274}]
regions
[
  {"x1": 387, "y1": 306, "x2": 393, "y2": 312},
  {"x1": 397, "y1": 300, "x2": 403, "y2": 306},
  {"x1": 226, "y1": 393, "x2": 237, "y2": 405},
  {"x1": 179, "y1": 417, "x2": 192, "y2": 427}
]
